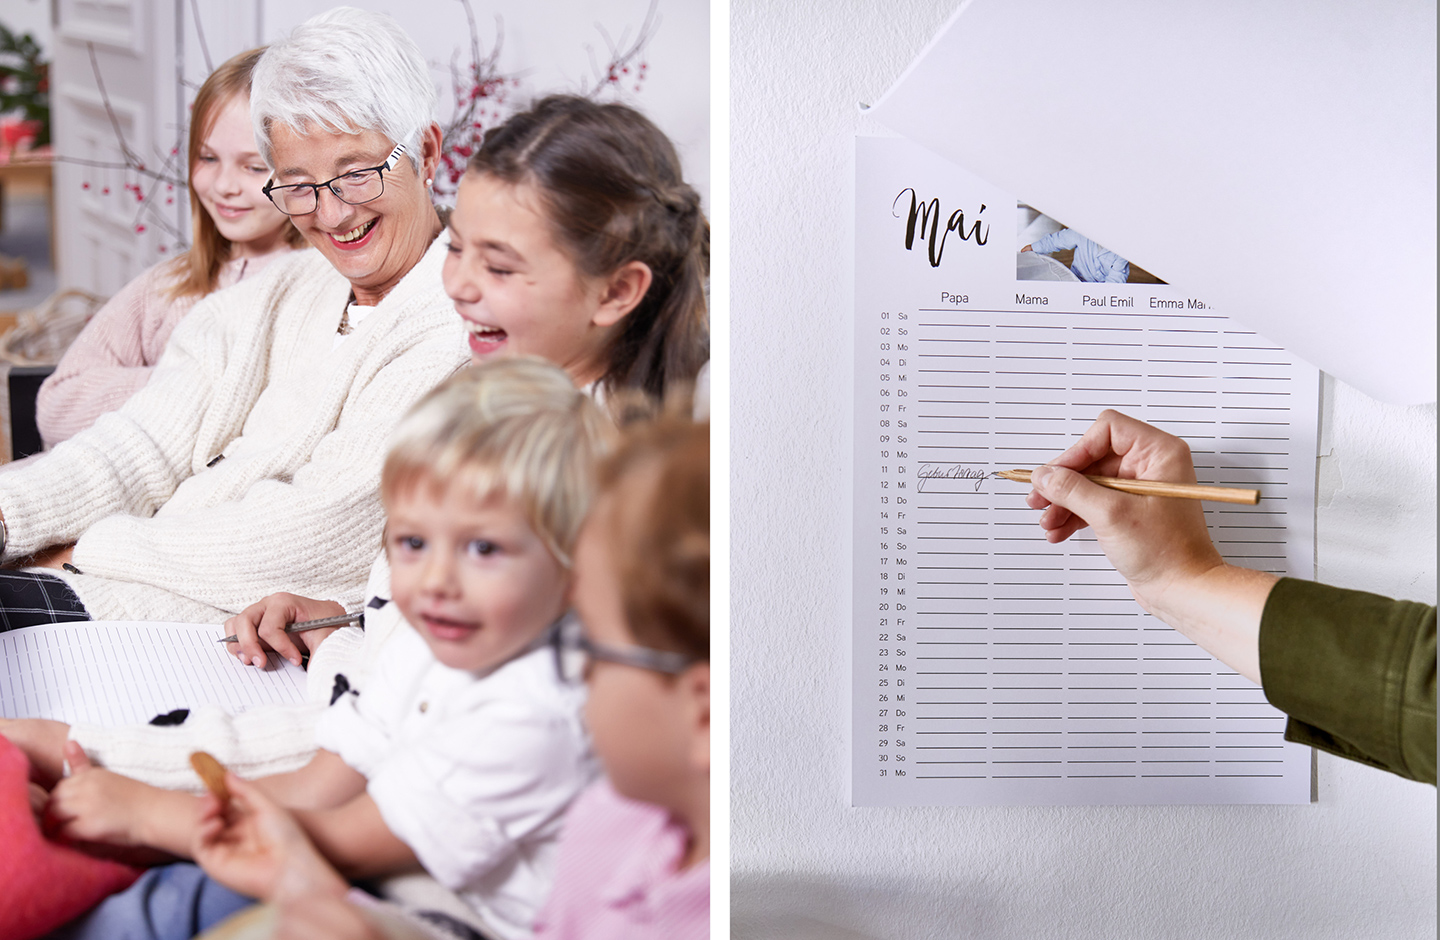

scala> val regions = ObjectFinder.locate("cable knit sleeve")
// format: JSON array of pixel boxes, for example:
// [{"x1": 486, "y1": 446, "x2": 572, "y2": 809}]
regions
[
  {"x1": 0, "y1": 241, "x2": 468, "y2": 622},
  {"x1": 0, "y1": 278, "x2": 255, "y2": 557},
  {"x1": 68, "y1": 329, "x2": 463, "y2": 613},
  {"x1": 35, "y1": 261, "x2": 197, "y2": 448}
]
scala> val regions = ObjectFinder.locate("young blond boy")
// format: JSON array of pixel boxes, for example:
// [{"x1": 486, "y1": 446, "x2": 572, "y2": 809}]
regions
[{"x1": 39, "y1": 358, "x2": 611, "y2": 940}]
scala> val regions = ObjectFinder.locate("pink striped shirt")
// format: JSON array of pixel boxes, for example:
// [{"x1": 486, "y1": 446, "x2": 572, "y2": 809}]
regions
[
  {"x1": 534, "y1": 778, "x2": 709, "y2": 939},
  {"x1": 36, "y1": 247, "x2": 295, "y2": 447}
]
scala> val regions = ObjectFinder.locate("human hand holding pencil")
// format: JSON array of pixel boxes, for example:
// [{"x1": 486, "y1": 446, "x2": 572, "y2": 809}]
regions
[
  {"x1": 222, "y1": 594, "x2": 355, "y2": 668},
  {"x1": 1019, "y1": 409, "x2": 1275, "y2": 682}
]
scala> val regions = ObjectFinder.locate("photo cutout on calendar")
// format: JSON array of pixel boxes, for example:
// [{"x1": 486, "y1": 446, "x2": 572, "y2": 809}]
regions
[{"x1": 1017, "y1": 204, "x2": 1165, "y2": 285}]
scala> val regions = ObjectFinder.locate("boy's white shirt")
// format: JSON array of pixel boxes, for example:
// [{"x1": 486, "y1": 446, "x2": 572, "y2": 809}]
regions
[
  {"x1": 315, "y1": 593, "x2": 596, "y2": 940},
  {"x1": 73, "y1": 548, "x2": 595, "y2": 939}
]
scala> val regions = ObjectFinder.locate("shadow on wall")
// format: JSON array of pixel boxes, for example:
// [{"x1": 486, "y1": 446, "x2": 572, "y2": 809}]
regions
[{"x1": 732, "y1": 873, "x2": 996, "y2": 940}]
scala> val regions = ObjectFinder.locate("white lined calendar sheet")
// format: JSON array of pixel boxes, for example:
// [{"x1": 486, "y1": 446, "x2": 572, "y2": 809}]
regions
[
  {"x1": 852, "y1": 136, "x2": 1318, "y2": 805},
  {"x1": 0, "y1": 620, "x2": 308, "y2": 726}
]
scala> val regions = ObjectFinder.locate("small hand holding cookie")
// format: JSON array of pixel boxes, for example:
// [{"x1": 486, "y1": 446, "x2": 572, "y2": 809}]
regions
[{"x1": 194, "y1": 771, "x2": 348, "y2": 903}]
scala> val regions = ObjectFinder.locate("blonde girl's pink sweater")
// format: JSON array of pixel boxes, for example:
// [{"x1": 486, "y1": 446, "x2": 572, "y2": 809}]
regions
[{"x1": 36, "y1": 247, "x2": 296, "y2": 447}]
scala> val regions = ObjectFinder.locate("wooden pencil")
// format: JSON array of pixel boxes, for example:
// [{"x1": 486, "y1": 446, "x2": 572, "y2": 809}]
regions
[{"x1": 994, "y1": 468, "x2": 1260, "y2": 505}]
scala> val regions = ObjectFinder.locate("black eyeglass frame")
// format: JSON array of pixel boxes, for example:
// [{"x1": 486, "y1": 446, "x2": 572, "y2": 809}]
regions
[
  {"x1": 547, "y1": 615, "x2": 698, "y2": 683},
  {"x1": 262, "y1": 143, "x2": 408, "y2": 216}
]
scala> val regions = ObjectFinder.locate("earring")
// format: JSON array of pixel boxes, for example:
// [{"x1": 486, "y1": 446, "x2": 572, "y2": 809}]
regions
[{"x1": 425, "y1": 178, "x2": 433, "y2": 187}]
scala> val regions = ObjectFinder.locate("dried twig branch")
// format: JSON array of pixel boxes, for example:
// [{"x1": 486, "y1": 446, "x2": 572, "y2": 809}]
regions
[
  {"x1": 188, "y1": 0, "x2": 214, "y2": 73},
  {"x1": 433, "y1": 0, "x2": 520, "y2": 196},
  {"x1": 578, "y1": 0, "x2": 659, "y2": 98}
]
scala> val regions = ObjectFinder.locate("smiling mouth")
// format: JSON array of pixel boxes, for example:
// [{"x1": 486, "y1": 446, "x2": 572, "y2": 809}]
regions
[
  {"x1": 466, "y1": 321, "x2": 507, "y2": 345},
  {"x1": 333, "y1": 218, "x2": 377, "y2": 244},
  {"x1": 422, "y1": 613, "x2": 479, "y2": 642}
]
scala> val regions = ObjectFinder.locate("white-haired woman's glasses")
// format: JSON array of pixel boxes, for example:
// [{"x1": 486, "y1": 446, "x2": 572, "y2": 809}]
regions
[{"x1": 262, "y1": 144, "x2": 407, "y2": 216}]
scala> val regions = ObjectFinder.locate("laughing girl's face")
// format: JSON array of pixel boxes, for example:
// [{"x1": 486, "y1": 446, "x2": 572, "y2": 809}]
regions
[{"x1": 442, "y1": 171, "x2": 619, "y2": 384}]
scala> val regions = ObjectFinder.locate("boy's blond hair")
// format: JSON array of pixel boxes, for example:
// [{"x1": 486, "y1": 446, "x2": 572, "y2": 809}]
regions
[{"x1": 381, "y1": 358, "x2": 613, "y2": 568}]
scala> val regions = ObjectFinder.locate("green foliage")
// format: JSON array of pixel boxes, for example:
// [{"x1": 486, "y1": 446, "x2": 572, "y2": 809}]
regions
[{"x1": 0, "y1": 22, "x2": 50, "y2": 149}]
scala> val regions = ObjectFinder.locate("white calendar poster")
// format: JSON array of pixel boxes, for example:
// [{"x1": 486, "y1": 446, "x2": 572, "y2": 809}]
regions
[{"x1": 851, "y1": 136, "x2": 1317, "y2": 806}]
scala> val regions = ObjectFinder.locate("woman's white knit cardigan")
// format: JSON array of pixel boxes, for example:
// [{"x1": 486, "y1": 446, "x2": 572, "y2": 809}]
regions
[{"x1": 0, "y1": 238, "x2": 467, "y2": 624}]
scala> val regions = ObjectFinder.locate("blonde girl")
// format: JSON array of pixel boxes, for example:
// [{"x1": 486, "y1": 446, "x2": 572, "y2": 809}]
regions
[{"x1": 36, "y1": 46, "x2": 304, "y2": 447}]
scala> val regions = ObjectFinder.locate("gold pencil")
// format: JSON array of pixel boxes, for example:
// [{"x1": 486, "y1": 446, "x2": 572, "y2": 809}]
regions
[{"x1": 994, "y1": 468, "x2": 1260, "y2": 505}]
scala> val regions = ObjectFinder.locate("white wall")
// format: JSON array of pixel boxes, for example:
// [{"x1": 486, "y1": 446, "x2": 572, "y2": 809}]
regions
[
  {"x1": 0, "y1": 0, "x2": 52, "y2": 50},
  {"x1": 730, "y1": 2, "x2": 1437, "y2": 938}
]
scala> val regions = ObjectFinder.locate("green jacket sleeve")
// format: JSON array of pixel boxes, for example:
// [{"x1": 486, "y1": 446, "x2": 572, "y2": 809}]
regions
[{"x1": 1258, "y1": 578, "x2": 1436, "y2": 785}]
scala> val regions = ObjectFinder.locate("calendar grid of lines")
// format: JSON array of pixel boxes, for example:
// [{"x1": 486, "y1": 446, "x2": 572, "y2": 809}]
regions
[{"x1": 853, "y1": 302, "x2": 1316, "y2": 805}]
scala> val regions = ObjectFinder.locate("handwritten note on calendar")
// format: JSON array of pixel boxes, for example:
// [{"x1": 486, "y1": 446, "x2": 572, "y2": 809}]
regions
[
  {"x1": 0, "y1": 620, "x2": 308, "y2": 727},
  {"x1": 852, "y1": 136, "x2": 1317, "y2": 805}
]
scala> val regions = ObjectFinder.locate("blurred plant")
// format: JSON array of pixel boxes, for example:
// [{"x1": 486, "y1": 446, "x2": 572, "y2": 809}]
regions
[
  {"x1": 61, "y1": 44, "x2": 188, "y2": 250},
  {"x1": 433, "y1": 0, "x2": 657, "y2": 198},
  {"x1": 0, "y1": 23, "x2": 51, "y2": 148},
  {"x1": 434, "y1": 1, "x2": 519, "y2": 197},
  {"x1": 576, "y1": 0, "x2": 658, "y2": 99}
]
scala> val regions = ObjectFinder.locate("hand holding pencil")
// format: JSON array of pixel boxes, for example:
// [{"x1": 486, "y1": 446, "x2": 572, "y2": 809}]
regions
[
  {"x1": 223, "y1": 592, "x2": 353, "y2": 669},
  {"x1": 1019, "y1": 412, "x2": 1281, "y2": 684},
  {"x1": 1020, "y1": 410, "x2": 1234, "y2": 608}
]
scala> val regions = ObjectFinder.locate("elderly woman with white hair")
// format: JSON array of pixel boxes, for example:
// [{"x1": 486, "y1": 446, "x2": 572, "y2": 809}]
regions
[{"x1": 0, "y1": 8, "x2": 465, "y2": 633}]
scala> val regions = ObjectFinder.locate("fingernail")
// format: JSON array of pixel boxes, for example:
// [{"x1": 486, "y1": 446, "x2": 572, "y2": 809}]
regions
[{"x1": 1031, "y1": 466, "x2": 1053, "y2": 489}]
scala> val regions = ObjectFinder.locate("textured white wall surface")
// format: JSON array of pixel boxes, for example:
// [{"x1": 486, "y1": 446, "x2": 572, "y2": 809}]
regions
[{"x1": 729, "y1": 2, "x2": 1438, "y2": 938}]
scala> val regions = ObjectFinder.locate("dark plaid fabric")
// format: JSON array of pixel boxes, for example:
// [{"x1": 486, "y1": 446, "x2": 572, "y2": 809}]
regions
[{"x1": 0, "y1": 570, "x2": 90, "y2": 631}]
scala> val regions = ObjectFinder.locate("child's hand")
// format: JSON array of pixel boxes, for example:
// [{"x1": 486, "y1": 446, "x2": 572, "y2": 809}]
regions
[
  {"x1": 45, "y1": 741, "x2": 156, "y2": 847},
  {"x1": 27, "y1": 781, "x2": 48, "y2": 819},
  {"x1": 0, "y1": 717, "x2": 70, "y2": 786},
  {"x1": 194, "y1": 772, "x2": 348, "y2": 903},
  {"x1": 225, "y1": 593, "x2": 346, "y2": 668}
]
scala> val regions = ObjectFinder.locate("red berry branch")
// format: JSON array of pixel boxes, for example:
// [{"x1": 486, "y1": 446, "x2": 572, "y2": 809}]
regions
[
  {"x1": 434, "y1": 0, "x2": 519, "y2": 198},
  {"x1": 434, "y1": 0, "x2": 658, "y2": 200},
  {"x1": 58, "y1": 43, "x2": 188, "y2": 253},
  {"x1": 577, "y1": 0, "x2": 659, "y2": 99}
]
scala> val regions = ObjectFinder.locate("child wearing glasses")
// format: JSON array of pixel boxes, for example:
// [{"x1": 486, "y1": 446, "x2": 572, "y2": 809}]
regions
[
  {"x1": 534, "y1": 415, "x2": 710, "y2": 939},
  {"x1": 38, "y1": 358, "x2": 611, "y2": 940}
]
